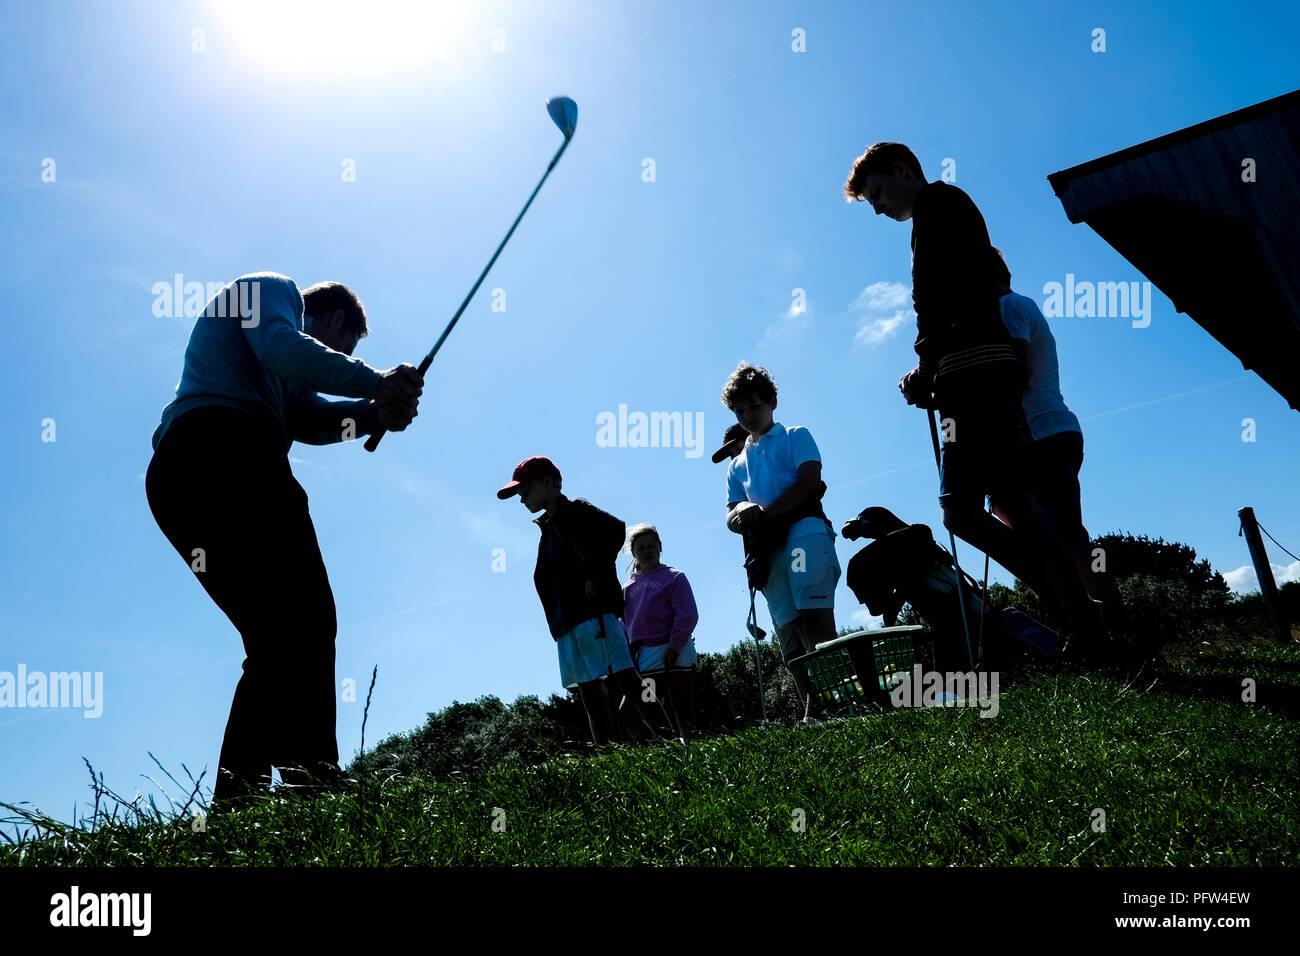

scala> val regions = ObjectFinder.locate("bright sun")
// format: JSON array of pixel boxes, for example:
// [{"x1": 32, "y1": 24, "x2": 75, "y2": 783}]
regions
[{"x1": 211, "y1": 0, "x2": 474, "y2": 75}]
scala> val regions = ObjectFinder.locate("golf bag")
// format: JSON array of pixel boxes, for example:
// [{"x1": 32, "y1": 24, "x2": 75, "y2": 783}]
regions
[{"x1": 844, "y1": 507, "x2": 1061, "y2": 671}]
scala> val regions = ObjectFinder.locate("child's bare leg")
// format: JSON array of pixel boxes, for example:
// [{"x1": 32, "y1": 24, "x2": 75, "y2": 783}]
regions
[
  {"x1": 799, "y1": 607, "x2": 836, "y2": 651},
  {"x1": 577, "y1": 679, "x2": 614, "y2": 745},
  {"x1": 944, "y1": 499, "x2": 1050, "y2": 599},
  {"x1": 798, "y1": 608, "x2": 838, "y2": 720},
  {"x1": 613, "y1": 686, "x2": 649, "y2": 742},
  {"x1": 777, "y1": 619, "x2": 811, "y2": 718},
  {"x1": 612, "y1": 667, "x2": 672, "y2": 739},
  {"x1": 667, "y1": 670, "x2": 696, "y2": 738}
]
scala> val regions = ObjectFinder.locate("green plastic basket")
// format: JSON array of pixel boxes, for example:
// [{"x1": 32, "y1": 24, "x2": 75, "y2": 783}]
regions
[{"x1": 789, "y1": 626, "x2": 924, "y2": 716}]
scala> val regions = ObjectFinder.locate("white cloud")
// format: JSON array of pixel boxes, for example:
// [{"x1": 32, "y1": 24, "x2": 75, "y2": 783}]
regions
[
  {"x1": 1223, "y1": 565, "x2": 1255, "y2": 593},
  {"x1": 854, "y1": 310, "x2": 909, "y2": 347},
  {"x1": 1223, "y1": 561, "x2": 1300, "y2": 595},
  {"x1": 850, "y1": 281, "x2": 914, "y2": 348},
  {"x1": 852, "y1": 282, "x2": 910, "y2": 312}
]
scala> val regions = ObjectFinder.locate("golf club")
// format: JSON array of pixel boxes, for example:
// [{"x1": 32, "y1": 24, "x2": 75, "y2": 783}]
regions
[
  {"x1": 748, "y1": 586, "x2": 766, "y2": 722},
  {"x1": 365, "y1": 95, "x2": 579, "y2": 452},
  {"x1": 927, "y1": 407, "x2": 978, "y2": 671},
  {"x1": 977, "y1": 504, "x2": 991, "y2": 665}
]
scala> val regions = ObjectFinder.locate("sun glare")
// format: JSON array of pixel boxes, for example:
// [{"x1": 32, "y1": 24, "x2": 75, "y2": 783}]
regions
[{"x1": 211, "y1": 0, "x2": 474, "y2": 75}]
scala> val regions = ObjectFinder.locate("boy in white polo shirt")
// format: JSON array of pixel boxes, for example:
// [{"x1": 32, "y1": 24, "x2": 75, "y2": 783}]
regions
[{"x1": 721, "y1": 362, "x2": 840, "y2": 720}]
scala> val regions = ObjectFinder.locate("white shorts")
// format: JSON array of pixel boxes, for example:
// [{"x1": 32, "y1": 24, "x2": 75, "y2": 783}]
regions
[
  {"x1": 762, "y1": 530, "x2": 840, "y2": 628},
  {"x1": 632, "y1": 637, "x2": 698, "y2": 674},
  {"x1": 556, "y1": 614, "x2": 636, "y2": 689}
]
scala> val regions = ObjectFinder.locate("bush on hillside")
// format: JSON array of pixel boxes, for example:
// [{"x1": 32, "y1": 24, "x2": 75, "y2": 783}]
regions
[
  {"x1": 351, "y1": 640, "x2": 808, "y2": 783},
  {"x1": 351, "y1": 693, "x2": 588, "y2": 782},
  {"x1": 696, "y1": 639, "x2": 803, "y2": 725}
]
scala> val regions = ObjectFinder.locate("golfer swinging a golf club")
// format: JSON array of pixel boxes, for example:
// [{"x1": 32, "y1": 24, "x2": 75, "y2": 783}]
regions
[{"x1": 145, "y1": 273, "x2": 423, "y2": 807}]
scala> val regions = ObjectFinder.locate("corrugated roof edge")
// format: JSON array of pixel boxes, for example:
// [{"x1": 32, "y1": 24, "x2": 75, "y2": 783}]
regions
[{"x1": 1047, "y1": 88, "x2": 1300, "y2": 195}]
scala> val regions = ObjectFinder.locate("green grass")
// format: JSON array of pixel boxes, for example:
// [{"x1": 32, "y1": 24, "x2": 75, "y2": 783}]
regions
[{"x1": 3, "y1": 641, "x2": 1297, "y2": 866}]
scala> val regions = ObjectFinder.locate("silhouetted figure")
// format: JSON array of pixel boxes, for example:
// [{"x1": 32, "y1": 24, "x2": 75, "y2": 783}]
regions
[
  {"x1": 844, "y1": 144, "x2": 1105, "y2": 645},
  {"x1": 146, "y1": 274, "x2": 422, "y2": 806}
]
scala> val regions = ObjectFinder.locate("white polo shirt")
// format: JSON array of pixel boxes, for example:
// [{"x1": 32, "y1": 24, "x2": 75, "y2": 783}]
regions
[{"x1": 725, "y1": 422, "x2": 829, "y2": 542}]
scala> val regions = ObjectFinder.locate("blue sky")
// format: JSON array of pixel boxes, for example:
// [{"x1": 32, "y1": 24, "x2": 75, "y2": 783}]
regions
[{"x1": 2, "y1": 0, "x2": 1298, "y2": 824}]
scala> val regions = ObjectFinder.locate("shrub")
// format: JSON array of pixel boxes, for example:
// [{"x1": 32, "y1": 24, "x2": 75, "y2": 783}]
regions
[
  {"x1": 695, "y1": 640, "x2": 803, "y2": 726},
  {"x1": 352, "y1": 693, "x2": 586, "y2": 782}
]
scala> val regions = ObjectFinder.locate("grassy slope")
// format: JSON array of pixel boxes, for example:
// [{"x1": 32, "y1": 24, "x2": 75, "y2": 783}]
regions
[{"x1": 4, "y1": 640, "x2": 1297, "y2": 866}]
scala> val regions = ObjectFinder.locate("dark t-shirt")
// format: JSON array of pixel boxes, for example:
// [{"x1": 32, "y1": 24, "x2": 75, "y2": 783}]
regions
[
  {"x1": 533, "y1": 497, "x2": 627, "y2": 639},
  {"x1": 910, "y1": 182, "x2": 1020, "y2": 411}
]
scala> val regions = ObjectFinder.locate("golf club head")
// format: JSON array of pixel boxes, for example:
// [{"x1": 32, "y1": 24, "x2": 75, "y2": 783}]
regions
[
  {"x1": 747, "y1": 621, "x2": 766, "y2": 641},
  {"x1": 546, "y1": 96, "x2": 578, "y2": 140}
]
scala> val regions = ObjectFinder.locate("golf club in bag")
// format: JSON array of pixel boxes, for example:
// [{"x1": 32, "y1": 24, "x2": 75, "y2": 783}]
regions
[{"x1": 365, "y1": 96, "x2": 579, "y2": 452}]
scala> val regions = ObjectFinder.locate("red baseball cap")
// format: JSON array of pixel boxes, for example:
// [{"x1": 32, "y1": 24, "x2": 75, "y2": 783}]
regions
[{"x1": 497, "y1": 456, "x2": 562, "y2": 499}]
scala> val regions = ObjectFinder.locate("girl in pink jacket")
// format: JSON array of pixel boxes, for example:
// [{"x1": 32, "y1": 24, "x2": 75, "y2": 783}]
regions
[{"x1": 622, "y1": 524, "x2": 700, "y2": 738}]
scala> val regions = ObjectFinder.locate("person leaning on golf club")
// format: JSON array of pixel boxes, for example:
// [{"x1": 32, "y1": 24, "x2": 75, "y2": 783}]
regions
[
  {"x1": 721, "y1": 362, "x2": 840, "y2": 722},
  {"x1": 498, "y1": 456, "x2": 672, "y2": 745},
  {"x1": 843, "y1": 143, "x2": 1106, "y2": 646},
  {"x1": 145, "y1": 272, "x2": 424, "y2": 807}
]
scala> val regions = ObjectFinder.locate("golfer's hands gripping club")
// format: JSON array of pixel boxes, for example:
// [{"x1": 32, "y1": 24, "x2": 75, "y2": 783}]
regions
[
  {"x1": 898, "y1": 365, "x2": 935, "y2": 408},
  {"x1": 374, "y1": 364, "x2": 424, "y2": 433},
  {"x1": 727, "y1": 501, "x2": 764, "y2": 534}
]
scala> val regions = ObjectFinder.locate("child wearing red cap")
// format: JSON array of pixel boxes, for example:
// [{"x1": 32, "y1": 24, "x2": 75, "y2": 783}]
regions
[{"x1": 498, "y1": 457, "x2": 671, "y2": 745}]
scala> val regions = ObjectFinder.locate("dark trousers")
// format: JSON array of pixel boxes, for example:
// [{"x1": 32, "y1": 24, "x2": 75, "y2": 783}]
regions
[
  {"x1": 145, "y1": 406, "x2": 340, "y2": 801},
  {"x1": 936, "y1": 406, "x2": 1024, "y2": 507},
  {"x1": 1023, "y1": 430, "x2": 1086, "y2": 543}
]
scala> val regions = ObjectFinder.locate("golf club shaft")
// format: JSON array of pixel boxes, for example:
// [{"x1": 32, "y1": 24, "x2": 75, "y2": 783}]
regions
[
  {"x1": 927, "y1": 408, "x2": 977, "y2": 671},
  {"x1": 978, "y1": 502, "x2": 992, "y2": 666},
  {"x1": 364, "y1": 137, "x2": 573, "y2": 452},
  {"x1": 749, "y1": 587, "x2": 766, "y2": 722}
]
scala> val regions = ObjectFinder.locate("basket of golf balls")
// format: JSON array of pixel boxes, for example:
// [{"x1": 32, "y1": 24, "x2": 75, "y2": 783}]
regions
[{"x1": 795, "y1": 626, "x2": 925, "y2": 715}]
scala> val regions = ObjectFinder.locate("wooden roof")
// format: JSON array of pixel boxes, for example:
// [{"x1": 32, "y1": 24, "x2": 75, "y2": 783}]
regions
[{"x1": 1048, "y1": 90, "x2": 1300, "y2": 410}]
